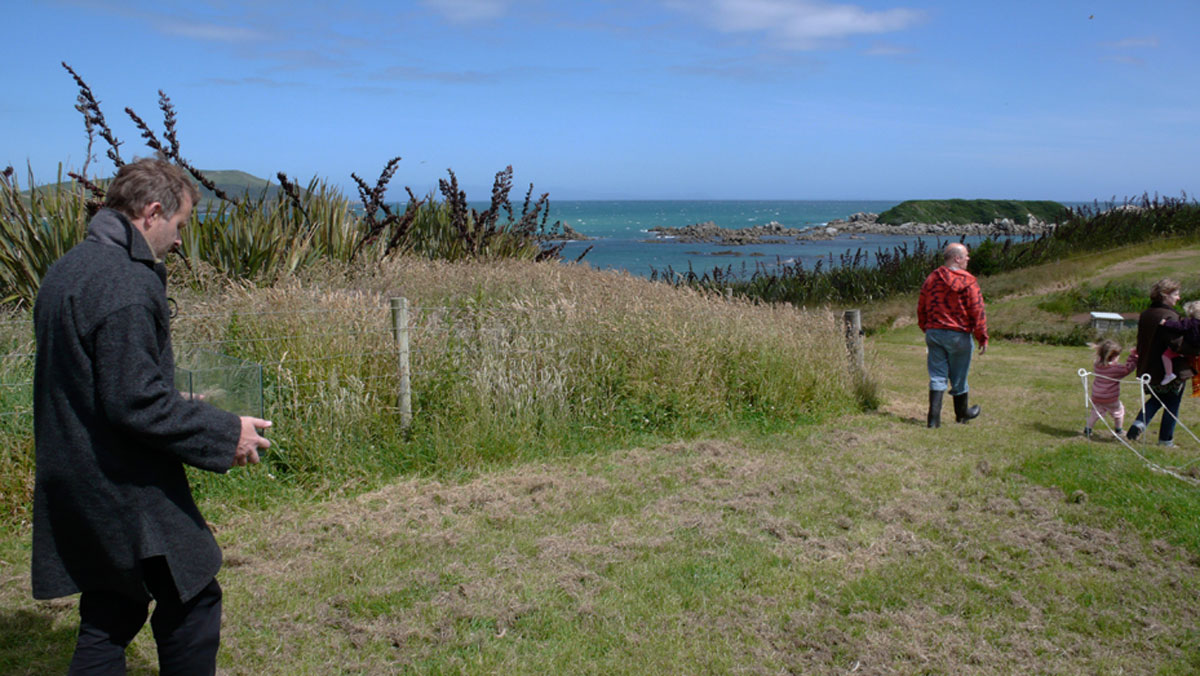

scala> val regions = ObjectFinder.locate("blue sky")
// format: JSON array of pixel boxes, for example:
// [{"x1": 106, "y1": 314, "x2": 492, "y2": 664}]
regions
[{"x1": 2, "y1": 0, "x2": 1197, "y2": 201}]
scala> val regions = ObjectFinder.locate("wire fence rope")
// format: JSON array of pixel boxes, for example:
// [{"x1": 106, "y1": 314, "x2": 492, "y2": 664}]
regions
[{"x1": 1078, "y1": 368, "x2": 1200, "y2": 486}]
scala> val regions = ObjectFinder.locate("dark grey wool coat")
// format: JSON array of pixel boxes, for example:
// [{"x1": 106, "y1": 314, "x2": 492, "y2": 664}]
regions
[{"x1": 32, "y1": 208, "x2": 241, "y2": 603}]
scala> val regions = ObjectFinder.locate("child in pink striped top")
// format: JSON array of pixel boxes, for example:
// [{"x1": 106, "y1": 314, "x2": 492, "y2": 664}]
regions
[{"x1": 1085, "y1": 339, "x2": 1138, "y2": 439}]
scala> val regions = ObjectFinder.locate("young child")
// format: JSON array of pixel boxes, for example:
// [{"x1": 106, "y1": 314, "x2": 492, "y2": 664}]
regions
[
  {"x1": 1159, "y1": 300, "x2": 1200, "y2": 385},
  {"x1": 1086, "y1": 339, "x2": 1138, "y2": 439}
]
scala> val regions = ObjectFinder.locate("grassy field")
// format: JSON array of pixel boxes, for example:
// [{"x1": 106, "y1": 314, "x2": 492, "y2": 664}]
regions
[{"x1": 4, "y1": 250, "x2": 1200, "y2": 674}]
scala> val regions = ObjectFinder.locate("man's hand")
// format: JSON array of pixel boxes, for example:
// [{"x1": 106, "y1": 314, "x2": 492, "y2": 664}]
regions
[
  {"x1": 234, "y1": 417, "x2": 272, "y2": 467},
  {"x1": 978, "y1": 341, "x2": 988, "y2": 355}
]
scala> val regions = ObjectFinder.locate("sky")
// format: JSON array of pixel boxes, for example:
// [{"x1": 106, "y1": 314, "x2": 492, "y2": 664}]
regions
[{"x1": 2, "y1": 0, "x2": 1197, "y2": 201}]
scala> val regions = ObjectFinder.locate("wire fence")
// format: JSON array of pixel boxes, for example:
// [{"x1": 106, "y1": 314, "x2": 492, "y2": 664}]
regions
[
  {"x1": 0, "y1": 296, "x2": 659, "y2": 429},
  {"x1": 0, "y1": 299, "x2": 423, "y2": 427}
]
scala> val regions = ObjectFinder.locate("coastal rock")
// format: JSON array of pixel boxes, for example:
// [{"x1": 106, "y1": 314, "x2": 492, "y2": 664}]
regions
[
  {"x1": 649, "y1": 221, "x2": 812, "y2": 245},
  {"x1": 646, "y1": 209, "x2": 1059, "y2": 246},
  {"x1": 799, "y1": 211, "x2": 1058, "y2": 240},
  {"x1": 540, "y1": 222, "x2": 592, "y2": 241}
]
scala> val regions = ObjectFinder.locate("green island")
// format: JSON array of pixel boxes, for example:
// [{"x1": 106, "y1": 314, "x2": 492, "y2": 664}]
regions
[{"x1": 877, "y1": 198, "x2": 1071, "y2": 225}]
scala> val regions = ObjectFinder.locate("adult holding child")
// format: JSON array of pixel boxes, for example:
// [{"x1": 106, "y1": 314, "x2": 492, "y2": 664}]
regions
[
  {"x1": 32, "y1": 156, "x2": 273, "y2": 673},
  {"x1": 1127, "y1": 278, "x2": 1192, "y2": 446},
  {"x1": 918, "y1": 242, "x2": 988, "y2": 428}
]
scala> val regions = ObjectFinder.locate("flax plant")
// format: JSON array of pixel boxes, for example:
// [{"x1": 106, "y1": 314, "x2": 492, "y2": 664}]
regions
[
  {"x1": 177, "y1": 178, "x2": 362, "y2": 283},
  {"x1": 0, "y1": 166, "x2": 91, "y2": 307}
]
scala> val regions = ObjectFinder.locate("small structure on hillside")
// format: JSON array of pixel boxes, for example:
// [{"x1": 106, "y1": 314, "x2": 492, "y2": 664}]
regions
[{"x1": 1090, "y1": 311, "x2": 1131, "y2": 332}]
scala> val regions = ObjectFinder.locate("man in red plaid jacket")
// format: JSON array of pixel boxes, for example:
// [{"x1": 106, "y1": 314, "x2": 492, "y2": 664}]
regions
[{"x1": 917, "y1": 242, "x2": 988, "y2": 428}]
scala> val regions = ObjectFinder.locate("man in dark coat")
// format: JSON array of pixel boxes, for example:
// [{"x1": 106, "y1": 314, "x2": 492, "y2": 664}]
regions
[{"x1": 32, "y1": 157, "x2": 272, "y2": 674}]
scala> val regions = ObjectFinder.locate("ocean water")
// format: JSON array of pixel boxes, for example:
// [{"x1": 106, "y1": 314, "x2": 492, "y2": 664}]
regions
[{"x1": 541, "y1": 200, "x2": 954, "y2": 278}]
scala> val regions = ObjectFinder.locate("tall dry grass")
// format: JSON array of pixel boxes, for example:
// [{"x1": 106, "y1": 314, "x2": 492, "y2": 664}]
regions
[{"x1": 0, "y1": 257, "x2": 870, "y2": 522}]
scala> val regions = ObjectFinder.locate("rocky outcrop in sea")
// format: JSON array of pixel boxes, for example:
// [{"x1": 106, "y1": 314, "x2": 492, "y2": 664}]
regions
[
  {"x1": 648, "y1": 221, "x2": 807, "y2": 244},
  {"x1": 646, "y1": 212, "x2": 1058, "y2": 245},
  {"x1": 815, "y1": 212, "x2": 1059, "y2": 239},
  {"x1": 540, "y1": 222, "x2": 592, "y2": 241}
]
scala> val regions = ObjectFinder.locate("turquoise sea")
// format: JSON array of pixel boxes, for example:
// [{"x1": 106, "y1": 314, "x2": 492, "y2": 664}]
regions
[{"x1": 541, "y1": 200, "x2": 964, "y2": 278}]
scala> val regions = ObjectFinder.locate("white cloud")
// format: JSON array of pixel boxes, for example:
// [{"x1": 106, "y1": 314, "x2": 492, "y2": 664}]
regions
[
  {"x1": 665, "y1": 0, "x2": 924, "y2": 50},
  {"x1": 157, "y1": 20, "x2": 269, "y2": 42},
  {"x1": 1103, "y1": 36, "x2": 1159, "y2": 49},
  {"x1": 863, "y1": 41, "x2": 915, "y2": 57},
  {"x1": 1102, "y1": 55, "x2": 1146, "y2": 67},
  {"x1": 422, "y1": 0, "x2": 511, "y2": 22}
]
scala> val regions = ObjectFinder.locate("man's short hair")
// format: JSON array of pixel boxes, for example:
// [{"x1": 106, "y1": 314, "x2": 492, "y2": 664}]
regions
[
  {"x1": 104, "y1": 157, "x2": 200, "y2": 220},
  {"x1": 943, "y1": 243, "x2": 967, "y2": 263},
  {"x1": 1150, "y1": 278, "x2": 1181, "y2": 304}
]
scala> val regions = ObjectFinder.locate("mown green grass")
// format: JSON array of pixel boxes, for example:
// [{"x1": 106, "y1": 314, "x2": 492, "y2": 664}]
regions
[{"x1": 1018, "y1": 442, "x2": 1200, "y2": 554}]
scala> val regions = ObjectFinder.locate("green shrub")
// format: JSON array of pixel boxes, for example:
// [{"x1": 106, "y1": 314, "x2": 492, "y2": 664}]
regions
[{"x1": 1036, "y1": 281, "x2": 1154, "y2": 316}]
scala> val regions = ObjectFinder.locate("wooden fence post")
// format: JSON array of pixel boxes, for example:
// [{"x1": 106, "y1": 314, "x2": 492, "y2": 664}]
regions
[
  {"x1": 843, "y1": 309, "x2": 864, "y2": 374},
  {"x1": 391, "y1": 297, "x2": 412, "y2": 429}
]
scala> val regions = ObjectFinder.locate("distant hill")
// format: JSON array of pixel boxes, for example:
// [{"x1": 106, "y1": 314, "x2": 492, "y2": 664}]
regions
[
  {"x1": 194, "y1": 170, "x2": 282, "y2": 206},
  {"x1": 21, "y1": 170, "x2": 283, "y2": 210},
  {"x1": 877, "y1": 199, "x2": 1070, "y2": 225}
]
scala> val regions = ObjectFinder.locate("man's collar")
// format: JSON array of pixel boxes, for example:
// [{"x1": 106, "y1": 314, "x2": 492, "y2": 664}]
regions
[{"x1": 85, "y1": 208, "x2": 158, "y2": 264}]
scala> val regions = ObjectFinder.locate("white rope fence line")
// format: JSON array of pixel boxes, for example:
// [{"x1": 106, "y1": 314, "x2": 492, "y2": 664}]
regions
[{"x1": 1078, "y1": 368, "x2": 1200, "y2": 486}]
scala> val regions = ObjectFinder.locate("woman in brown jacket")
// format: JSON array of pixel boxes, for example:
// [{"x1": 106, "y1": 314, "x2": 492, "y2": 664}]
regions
[{"x1": 1127, "y1": 278, "x2": 1191, "y2": 445}]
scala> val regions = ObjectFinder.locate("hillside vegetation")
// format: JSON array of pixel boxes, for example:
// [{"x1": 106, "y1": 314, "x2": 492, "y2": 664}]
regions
[{"x1": 877, "y1": 198, "x2": 1069, "y2": 225}]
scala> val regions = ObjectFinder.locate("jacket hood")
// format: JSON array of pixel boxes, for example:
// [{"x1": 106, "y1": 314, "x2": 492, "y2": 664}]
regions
[{"x1": 932, "y1": 265, "x2": 977, "y2": 291}]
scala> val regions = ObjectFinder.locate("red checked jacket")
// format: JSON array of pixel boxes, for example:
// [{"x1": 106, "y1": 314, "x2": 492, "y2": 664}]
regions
[{"x1": 917, "y1": 265, "x2": 989, "y2": 346}]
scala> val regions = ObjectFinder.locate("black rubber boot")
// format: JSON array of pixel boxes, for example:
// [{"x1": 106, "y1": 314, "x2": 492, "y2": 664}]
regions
[
  {"x1": 927, "y1": 390, "x2": 944, "y2": 428},
  {"x1": 953, "y1": 393, "x2": 980, "y2": 423}
]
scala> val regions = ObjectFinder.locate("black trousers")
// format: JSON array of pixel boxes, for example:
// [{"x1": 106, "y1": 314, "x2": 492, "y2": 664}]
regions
[{"x1": 68, "y1": 558, "x2": 222, "y2": 676}]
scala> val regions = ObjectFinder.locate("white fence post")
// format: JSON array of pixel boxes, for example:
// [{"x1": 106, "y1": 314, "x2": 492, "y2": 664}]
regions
[
  {"x1": 843, "y1": 309, "x2": 864, "y2": 375},
  {"x1": 391, "y1": 297, "x2": 412, "y2": 429}
]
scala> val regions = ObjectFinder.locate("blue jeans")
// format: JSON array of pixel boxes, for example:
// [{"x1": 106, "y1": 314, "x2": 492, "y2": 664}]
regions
[
  {"x1": 1132, "y1": 380, "x2": 1184, "y2": 442},
  {"x1": 926, "y1": 328, "x2": 974, "y2": 395}
]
